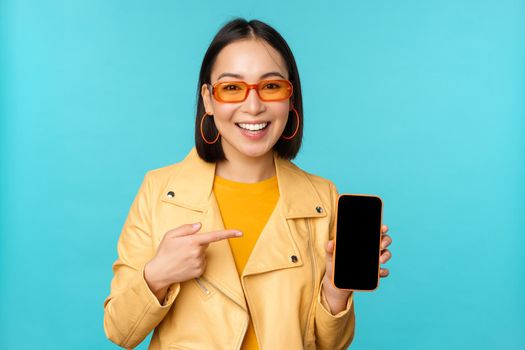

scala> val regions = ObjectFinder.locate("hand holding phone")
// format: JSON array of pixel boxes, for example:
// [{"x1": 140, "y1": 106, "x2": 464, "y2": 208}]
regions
[{"x1": 332, "y1": 194, "x2": 383, "y2": 291}]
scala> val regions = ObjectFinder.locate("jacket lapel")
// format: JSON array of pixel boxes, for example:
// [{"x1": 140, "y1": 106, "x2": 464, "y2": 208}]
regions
[
  {"x1": 242, "y1": 151, "x2": 327, "y2": 277},
  {"x1": 159, "y1": 147, "x2": 327, "y2": 310}
]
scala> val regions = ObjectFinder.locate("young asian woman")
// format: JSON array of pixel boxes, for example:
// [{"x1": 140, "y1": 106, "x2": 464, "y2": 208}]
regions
[{"x1": 103, "y1": 18, "x2": 393, "y2": 350}]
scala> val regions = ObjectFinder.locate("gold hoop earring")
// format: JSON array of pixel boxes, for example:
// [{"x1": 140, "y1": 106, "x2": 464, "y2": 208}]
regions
[
  {"x1": 200, "y1": 112, "x2": 221, "y2": 144},
  {"x1": 281, "y1": 107, "x2": 300, "y2": 140}
]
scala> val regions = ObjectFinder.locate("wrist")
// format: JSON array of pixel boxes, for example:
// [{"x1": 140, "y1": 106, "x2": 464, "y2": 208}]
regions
[
  {"x1": 144, "y1": 260, "x2": 167, "y2": 293},
  {"x1": 321, "y1": 275, "x2": 352, "y2": 315}
]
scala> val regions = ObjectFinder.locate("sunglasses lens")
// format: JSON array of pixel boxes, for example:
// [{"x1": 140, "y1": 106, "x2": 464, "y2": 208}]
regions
[
  {"x1": 214, "y1": 80, "x2": 292, "y2": 102},
  {"x1": 215, "y1": 82, "x2": 247, "y2": 102},
  {"x1": 259, "y1": 80, "x2": 292, "y2": 101}
]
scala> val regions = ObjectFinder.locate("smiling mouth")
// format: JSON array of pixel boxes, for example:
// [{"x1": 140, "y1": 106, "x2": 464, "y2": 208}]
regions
[{"x1": 235, "y1": 122, "x2": 271, "y2": 131}]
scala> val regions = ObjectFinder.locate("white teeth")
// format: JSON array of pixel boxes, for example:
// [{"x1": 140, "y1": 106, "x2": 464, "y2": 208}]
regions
[{"x1": 237, "y1": 122, "x2": 268, "y2": 131}]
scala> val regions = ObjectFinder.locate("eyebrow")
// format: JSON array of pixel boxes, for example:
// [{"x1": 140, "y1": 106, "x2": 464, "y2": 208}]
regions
[{"x1": 216, "y1": 71, "x2": 286, "y2": 81}]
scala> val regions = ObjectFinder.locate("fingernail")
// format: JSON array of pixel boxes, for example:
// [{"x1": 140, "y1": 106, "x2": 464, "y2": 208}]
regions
[
  {"x1": 193, "y1": 222, "x2": 201, "y2": 229},
  {"x1": 235, "y1": 231, "x2": 243, "y2": 236}
]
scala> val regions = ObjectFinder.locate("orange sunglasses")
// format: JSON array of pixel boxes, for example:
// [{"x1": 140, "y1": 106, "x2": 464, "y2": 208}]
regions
[{"x1": 208, "y1": 79, "x2": 293, "y2": 103}]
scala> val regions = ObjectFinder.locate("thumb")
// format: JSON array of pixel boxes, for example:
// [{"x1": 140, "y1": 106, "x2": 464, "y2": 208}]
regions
[{"x1": 326, "y1": 239, "x2": 335, "y2": 255}]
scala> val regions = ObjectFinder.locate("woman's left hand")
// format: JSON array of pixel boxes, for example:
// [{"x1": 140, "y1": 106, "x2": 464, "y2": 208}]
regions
[{"x1": 322, "y1": 224, "x2": 393, "y2": 306}]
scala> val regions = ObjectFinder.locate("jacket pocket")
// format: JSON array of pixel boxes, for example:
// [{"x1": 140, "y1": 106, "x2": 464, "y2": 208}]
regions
[{"x1": 192, "y1": 276, "x2": 214, "y2": 298}]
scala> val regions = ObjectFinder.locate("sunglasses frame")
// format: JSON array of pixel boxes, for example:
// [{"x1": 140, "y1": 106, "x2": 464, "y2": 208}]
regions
[{"x1": 208, "y1": 79, "x2": 294, "y2": 103}]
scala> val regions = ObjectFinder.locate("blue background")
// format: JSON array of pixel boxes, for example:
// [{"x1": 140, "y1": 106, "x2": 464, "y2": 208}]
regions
[{"x1": 1, "y1": 1, "x2": 524, "y2": 349}]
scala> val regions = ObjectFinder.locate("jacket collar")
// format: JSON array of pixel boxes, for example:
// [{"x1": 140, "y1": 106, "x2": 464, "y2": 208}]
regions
[{"x1": 161, "y1": 147, "x2": 327, "y2": 219}]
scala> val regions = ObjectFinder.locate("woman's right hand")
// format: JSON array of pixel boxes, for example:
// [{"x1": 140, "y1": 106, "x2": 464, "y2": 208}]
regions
[{"x1": 144, "y1": 222, "x2": 243, "y2": 299}]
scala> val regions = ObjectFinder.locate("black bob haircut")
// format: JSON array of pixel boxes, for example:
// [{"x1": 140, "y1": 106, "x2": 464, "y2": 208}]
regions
[{"x1": 194, "y1": 18, "x2": 303, "y2": 163}]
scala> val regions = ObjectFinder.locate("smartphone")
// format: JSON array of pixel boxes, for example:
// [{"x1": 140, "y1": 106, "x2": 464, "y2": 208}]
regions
[{"x1": 332, "y1": 194, "x2": 383, "y2": 291}]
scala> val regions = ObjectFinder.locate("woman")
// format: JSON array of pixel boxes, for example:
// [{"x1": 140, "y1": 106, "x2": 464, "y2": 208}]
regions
[{"x1": 103, "y1": 18, "x2": 393, "y2": 350}]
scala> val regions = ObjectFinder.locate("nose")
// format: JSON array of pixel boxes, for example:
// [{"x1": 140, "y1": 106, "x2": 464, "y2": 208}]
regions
[{"x1": 242, "y1": 87, "x2": 265, "y2": 115}]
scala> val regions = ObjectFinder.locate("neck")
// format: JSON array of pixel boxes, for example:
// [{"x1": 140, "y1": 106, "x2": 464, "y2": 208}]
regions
[{"x1": 215, "y1": 142, "x2": 276, "y2": 183}]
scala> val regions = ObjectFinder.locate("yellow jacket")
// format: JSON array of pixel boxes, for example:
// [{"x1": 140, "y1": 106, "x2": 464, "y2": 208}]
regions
[{"x1": 103, "y1": 147, "x2": 355, "y2": 349}]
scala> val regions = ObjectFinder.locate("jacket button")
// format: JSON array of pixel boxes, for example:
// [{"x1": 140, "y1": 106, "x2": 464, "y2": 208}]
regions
[
  {"x1": 315, "y1": 206, "x2": 323, "y2": 213},
  {"x1": 291, "y1": 255, "x2": 298, "y2": 263},
  {"x1": 167, "y1": 191, "x2": 175, "y2": 198}
]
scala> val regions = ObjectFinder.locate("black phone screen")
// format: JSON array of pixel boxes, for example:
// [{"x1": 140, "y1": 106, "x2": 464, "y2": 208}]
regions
[{"x1": 333, "y1": 194, "x2": 383, "y2": 291}]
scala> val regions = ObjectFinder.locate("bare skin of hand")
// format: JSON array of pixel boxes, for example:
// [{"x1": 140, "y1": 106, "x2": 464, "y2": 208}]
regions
[
  {"x1": 144, "y1": 222, "x2": 243, "y2": 304},
  {"x1": 322, "y1": 224, "x2": 393, "y2": 314}
]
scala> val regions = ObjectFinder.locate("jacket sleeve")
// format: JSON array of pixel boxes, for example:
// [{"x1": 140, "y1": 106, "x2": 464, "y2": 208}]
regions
[
  {"x1": 103, "y1": 171, "x2": 181, "y2": 349},
  {"x1": 313, "y1": 181, "x2": 356, "y2": 350}
]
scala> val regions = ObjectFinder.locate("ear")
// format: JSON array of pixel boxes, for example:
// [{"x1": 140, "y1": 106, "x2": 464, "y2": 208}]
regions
[{"x1": 201, "y1": 83, "x2": 214, "y2": 115}]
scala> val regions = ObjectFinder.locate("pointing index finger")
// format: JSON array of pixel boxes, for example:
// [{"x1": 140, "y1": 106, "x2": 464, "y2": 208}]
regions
[{"x1": 196, "y1": 229, "x2": 243, "y2": 245}]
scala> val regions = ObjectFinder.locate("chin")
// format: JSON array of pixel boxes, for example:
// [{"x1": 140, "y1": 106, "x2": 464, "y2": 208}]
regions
[{"x1": 235, "y1": 144, "x2": 273, "y2": 159}]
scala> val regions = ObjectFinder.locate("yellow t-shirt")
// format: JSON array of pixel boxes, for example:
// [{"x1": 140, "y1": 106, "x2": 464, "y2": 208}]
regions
[{"x1": 213, "y1": 174, "x2": 279, "y2": 350}]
